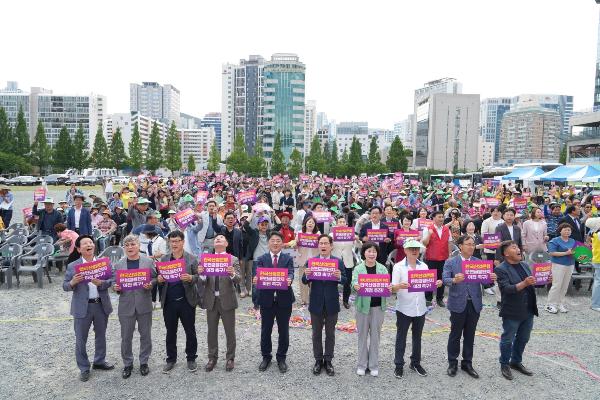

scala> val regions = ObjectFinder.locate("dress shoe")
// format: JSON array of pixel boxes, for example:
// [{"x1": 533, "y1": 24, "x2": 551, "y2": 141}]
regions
[
  {"x1": 394, "y1": 366, "x2": 403, "y2": 379},
  {"x1": 343, "y1": 302, "x2": 350, "y2": 309},
  {"x1": 409, "y1": 363, "x2": 427, "y2": 377},
  {"x1": 312, "y1": 360, "x2": 323, "y2": 375},
  {"x1": 510, "y1": 363, "x2": 533, "y2": 376},
  {"x1": 225, "y1": 359, "x2": 235, "y2": 372},
  {"x1": 436, "y1": 299, "x2": 445, "y2": 308},
  {"x1": 140, "y1": 364, "x2": 150, "y2": 376},
  {"x1": 447, "y1": 364, "x2": 457, "y2": 377},
  {"x1": 163, "y1": 362, "x2": 176, "y2": 374},
  {"x1": 259, "y1": 359, "x2": 271, "y2": 372},
  {"x1": 324, "y1": 361, "x2": 335, "y2": 376},
  {"x1": 461, "y1": 364, "x2": 479, "y2": 379},
  {"x1": 122, "y1": 366, "x2": 133, "y2": 379},
  {"x1": 187, "y1": 360, "x2": 197, "y2": 372},
  {"x1": 205, "y1": 359, "x2": 217, "y2": 372},
  {"x1": 501, "y1": 364, "x2": 513, "y2": 380},
  {"x1": 92, "y1": 362, "x2": 114, "y2": 371},
  {"x1": 277, "y1": 360, "x2": 288, "y2": 373},
  {"x1": 496, "y1": 301, "x2": 501, "y2": 310},
  {"x1": 79, "y1": 370, "x2": 90, "y2": 382}
]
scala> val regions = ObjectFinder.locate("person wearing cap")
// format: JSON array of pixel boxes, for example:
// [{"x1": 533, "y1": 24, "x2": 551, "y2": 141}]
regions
[
  {"x1": 0, "y1": 185, "x2": 14, "y2": 227},
  {"x1": 585, "y1": 217, "x2": 600, "y2": 312},
  {"x1": 243, "y1": 214, "x2": 272, "y2": 309},
  {"x1": 163, "y1": 209, "x2": 178, "y2": 232},
  {"x1": 67, "y1": 194, "x2": 93, "y2": 236},
  {"x1": 196, "y1": 200, "x2": 224, "y2": 254},
  {"x1": 128, "y1": 197, "x2": 151, "y2": 233},
  {"x1": 442, "y1": 234, "x2": 497, "y2": 379},
  {"x1": 391, "y1": 239, "x2": 442, "y2": 379},
  {"x1": 273, "y1": 212, "x2": 295, "y2": 247},
  {"x1": 33, "y1": 198, "x2": 64, "y2": 241},
  {"x1": 63, "y1": 235, "x2": 115, "y2": 382}
]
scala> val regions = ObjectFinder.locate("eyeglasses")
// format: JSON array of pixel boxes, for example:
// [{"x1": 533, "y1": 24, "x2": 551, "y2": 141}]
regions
[{"x1": 169, "y1": 239, "x2": 183, "y2": 243}]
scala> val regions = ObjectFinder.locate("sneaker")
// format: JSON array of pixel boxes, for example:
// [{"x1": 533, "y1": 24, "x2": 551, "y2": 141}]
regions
[
  {"x1": 484, "y1": 288, "x2": 495, "y2": 295},
  {"x1": 394, "y1": 366, "x2": 404, "y2": 378},
  {"x1": 356, "y1": 368, "x2": 366, "y2": 376},
  {"x1": 545, "y1": 305, "x2": 558, "y2": 314},
  {"x1": 558, "y1": 304, "x2": 568, "y2": 313},
  {"x1": 410, "y1": 363, "x2": 428, "y2": 377},
  {"x1": 162, "y1": 362, "x2": 175, "y2": 374},
  {"x1": 187, "y1": 360, "x2": 197, "y2": 372},
  {"x1": 369, "y1": 369, "x2": 378, "y2": 377}
]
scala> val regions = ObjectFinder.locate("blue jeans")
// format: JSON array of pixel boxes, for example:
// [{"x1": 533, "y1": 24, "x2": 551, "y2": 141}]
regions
[
  {"x1": 592, "y1": 264, "x2": 600, "y2": 309},
  {"x1": 499, "y1": 313, "x2": 534, "y2": 365}
]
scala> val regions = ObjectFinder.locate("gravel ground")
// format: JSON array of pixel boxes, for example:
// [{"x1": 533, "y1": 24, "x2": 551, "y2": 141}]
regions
[{"x1": 1, "y1": 272, "x2": 599, "y2": 400}]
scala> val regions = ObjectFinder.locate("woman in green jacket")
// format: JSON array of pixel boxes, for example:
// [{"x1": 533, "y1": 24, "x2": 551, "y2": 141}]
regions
[{"x1": 352, "y1": 241, "x2": 391, "y2": 377}]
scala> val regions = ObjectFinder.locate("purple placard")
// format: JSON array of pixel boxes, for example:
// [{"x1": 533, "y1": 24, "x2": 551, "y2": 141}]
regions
[
  {"x1": 408, "y1": 269, "x2": 437, "y2": 292},
  {"x1": 307, "y1": 258, "x2": 339, "y2": 281},
  {"x1": 201, "y1": 253, "x2": 232, "y2": 276},
  {"x1": 238, "y1": 190, "x2": 257, "y2": 205},
  {"x1": 313, "y1": 211, "x2": 332, "y2": 223},
  {"x1": 256, "y1": 267, "x2": 288, "y2": 289},
  {"x1": 367, "y1": 229, "x2": 388, "y2": 243},
  {"x1": 297, "y1": 233, "x2": 319, "y2": 248},
  {"x1": 174, "y1": 208, "x2": 197, "y2": 229},
  {"x1": 483, "y1": 233, "x2": 501, "y2": 249},
  {"x1": 461, "y1": 260, "x2": 493, "y2": 283},
  {"x1": 332, "y1": 226, "x2": 354, "y2": 242},
  {"x1": 156, "y1": 259, "x2": 185, "y2": 282},
  {"x1": 532, "y1": 262, "x2": 552, "y2": 285},
  {"x1": 357, "y1": 273, "x2": 390, "y2": 297},
  {"x1": 116, "y1": 268, "x2": 151, "y2": 291},
  {"x1": 75, "y1": 257, "x2": 112, "y2": 281}
]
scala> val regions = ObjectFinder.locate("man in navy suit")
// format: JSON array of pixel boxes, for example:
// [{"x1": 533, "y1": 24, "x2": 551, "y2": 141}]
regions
[
  {"x1": 252, "y1": 231, "x2": 295, "y2": 373},
  {"x1": 67, "y1": 193, "x2": 93, "y2": 235},
  {"x1": 442, "y1": 234, "x2": 497, "y2": 379},
  {"x1": 302, "y1": 234, "x2": 346, "y2": 376},
  {"x1": 357, "y1": 206, "x2": 393, "y2": 265}
]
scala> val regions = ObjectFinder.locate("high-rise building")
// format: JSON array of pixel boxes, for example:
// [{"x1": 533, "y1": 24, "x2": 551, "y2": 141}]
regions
[
  {"x1": 180, "y1": 127, "x2": 215, "y2": 172},
  {"x1": 221, "y1": 55, "x2": 266, "y2": 160},
  {"x1": 103, "y1": 112, "x2": 168, "y2": 154},
  {"x1": 130, "y1": 82, "x2": 180, "y2": 126},
  {"x1": 179, "y1": 112, "x2": 203, "y2": 129},
  {"x1": 512, "y1": 94, "x2": 573, "y2": 138},
  {"x1": 200, "y1": 113, "x2": 221, "y2": 153},
  {"x1": 480, "y1": 97, "x2": 512, "y2": 162},
  {"x1": 412, "y1": 78, "x2": 462, "y2": 168},
  {"x1": 304, "y1": 100, "x2": 316, "y2": 159},
  {"x1": 498, "y1": 96, "x2": 561, "y2": 165},
  {"x1": 316, "y1": 112, "x2": 328, "y2": 131},
  {"x1": 393, "y1": 117, "x2": 413, "y2": 150},
  {"x1": 336, "y1": 121, "x2": 369, "y2": 158},
  {"x1": 478, "y1": 138, "x2": 495, "y2": 169},
  {"x1": 263, "y1": 53, "x2": 306, "y2": 162},
  {"x1": 0, "y1": 82, "x2": 30, "y2": 136}
]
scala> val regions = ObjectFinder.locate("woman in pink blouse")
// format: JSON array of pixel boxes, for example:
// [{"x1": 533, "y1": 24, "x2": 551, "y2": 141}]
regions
[
  {"x1": 521, "y1": 206, "x2": 548, "y2": 257},
  {"x1": 54, "y1": 223, "x2": 79, "y2": 255}
]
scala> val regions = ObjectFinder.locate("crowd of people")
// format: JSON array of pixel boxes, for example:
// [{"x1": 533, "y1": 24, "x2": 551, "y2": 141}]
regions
[{"x1": 10, "y1": 172, "x2": 599, "y2": 382}]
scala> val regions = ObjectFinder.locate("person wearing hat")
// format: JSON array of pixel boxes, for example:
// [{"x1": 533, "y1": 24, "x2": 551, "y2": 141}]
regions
[
  {"x1": 67, "y1": 194, "x2": 93, "y2": 236},
  {"x1": 442, "y1": 234, "x2": 496, "y2": 379},
  {"x1": 163, "y1": 209, "x2": 178, "y2": 232},
  {"x1": 0, "y1": 185, "x2": 13, "y2": 227},
  {"x1": 273, "y1": 212, "x2": 295, "y2": 246},
  {"x1": 128, "y1": 197, "x2": 152, "y2": 233},
  {"x1": 585, "y1": 217, "x2": 600, "y2": 312},
  {"x1": 242, "y1": 214, "x2": 272, "y2": 309},
  {"x1": 33, "y1": 198, "x2": 64, "y2": 241}
]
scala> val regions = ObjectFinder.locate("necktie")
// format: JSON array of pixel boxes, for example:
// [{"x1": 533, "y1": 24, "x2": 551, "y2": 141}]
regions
[
  {"x1": 214, "y1": 275, "x2": 220, "y2": 293},
  {"x1": 147, "y1": 241, "x2": 153, "y2": 256},
  {"x1": 273, "y1": 254, "x2": 278, "y2": 269}
]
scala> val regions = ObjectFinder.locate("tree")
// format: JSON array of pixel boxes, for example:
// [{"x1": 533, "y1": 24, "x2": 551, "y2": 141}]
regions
[
  {"x1": 226, "y1": 128, "x2": 249, "y2": 173},
  {"x1": 329, "y1": 139, "x2": 339, "y2": 177},
  {"x1": 15, "y1": 105, "x2": 29, "y2": 158},
  {"x1": 288, "y1": 147, "x2": 304, "y2": 177},
  {"x1": 339, "y1": 147, "x2": 349, "y2": 177},
  {"x1": 164, "y1": 121, "x2": 182, "y2": 173},
  {"x1": 248, "y1": 135, "x2": 266, "y2": 177},
  {"x1": 347, "y1": 136, "x2": 365, "y2": 176},
  {"x1": 72, "y1": 124, "x2": 89, "y2": 170},
  {"x1": 53, "y1": 126, "x2": 74, "y2": 170},
  {"x1": 386, "y1": 136, "x2": 408, "y2": 172},
  {"x1": 109, "y1": 126, "x2": 128, "y2": 171},
  {"x1": 270, "y1": 131, "x2": 286, "y2": 175},
  {"x1": 90, "y1": 125, "x2": 109, "y2": 168},
  {"x1": 559, "y1": 144, "x2": 567, "y2": 165},
  {"x1": 128, "y1": 121, "x2": 144, "y2": 172},
  {"x1": 146, "y1": 121, "x2": 163, "y2": 173},
  {"x1": 0, "y1": 107, "x2": 12, "y2": 153},
  {"x1": 0, "y1": 152, "x2": 32, "y2": 174},
  {"x1": 306, "y1": 135, "x2": 323, "y2": 173},
  {"x1": 321, "y1": 141, "x2": 331, "y2": 175},
  {"x1": 366, "y1": 136, "x2": 386, "y2": 174},
  {"x1": 207, "y1": 142, "x2": 221, "y2": 172},
  {"x1": 187, "y1": 154, "x2": 196, "y2": 173},
  {"x1": 30, "y1": 121, "x2": 52, "y2": 173}
]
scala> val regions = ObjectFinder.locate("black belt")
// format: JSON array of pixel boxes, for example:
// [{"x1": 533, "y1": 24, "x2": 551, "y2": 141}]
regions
[{"x1": 88, "y1": 298, "x2": 101, "y2": 303}]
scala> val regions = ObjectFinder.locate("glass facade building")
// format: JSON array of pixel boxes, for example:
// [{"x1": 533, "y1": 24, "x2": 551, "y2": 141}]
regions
[
  {"x1": 200, "y1": 112, "x2": 222, "y2": 152},
  {"x1": 480, "y1": 98, "x2": 512, "y2": 162}
]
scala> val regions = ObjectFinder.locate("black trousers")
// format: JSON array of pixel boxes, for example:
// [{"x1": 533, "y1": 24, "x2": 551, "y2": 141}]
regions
[
  {"x1": 447, "y1": 300, "x2": 480, "y2": 366},
  {"x1": 163, "y1": 298, "x2": 197, "y2": 363},
  {"x1": 394, "y1": 311, "x2": 425, "y2": 367},
  {"x1": 311, "y1": 311, "x2": 338, "y2": 361},
  {"x1": 260, "y1": 302, "x2": 292, "y2": 362},
  {"x1": 343, "y1": 267, "x2": 353, "y2": 303},
  {"x1": 424, "y1": 260, "x2": 446, "y2": 301}
]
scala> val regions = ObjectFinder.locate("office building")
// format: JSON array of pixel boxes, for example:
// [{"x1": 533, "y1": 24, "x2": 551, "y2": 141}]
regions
[
  {"x1": 0, "y1": 82, "x2": 30, "y2": 135},
  {"x1": 103, "y1": 111, "x2": 168, "y2": 154},
  {"x1": 180, "y1": 127, "x2": 215, "y2": 172},
  {"x1": 393, "y1": 117, "x2": 413, "y2": 150},
  {"x1": 480, "y1": 97, "x2": 512, "y2": 162},
  {"x1": 304, "y1": 100, "x2": 316, "y2": 159},
  {"x1": 130, "y1": 82, "x2": 180, "y2": 126},
  {"x1": 512, "y1": 94, "x2": 573, "y2": 138},
  {"x1": 200, "y1": 112, "x2": 221, "y2": 153},
  {"x1": 336, "y1": 121, "x2": 369, "y2": 158},
  {"x1": 316, "y1": 112, "x2": 328, "y2": 131},
  {"x1": 478, "y1": 138, "x2": 495, "y2": 169}
]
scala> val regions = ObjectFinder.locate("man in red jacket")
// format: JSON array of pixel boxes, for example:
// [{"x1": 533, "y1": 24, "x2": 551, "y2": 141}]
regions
[{"x1": 422, "y1": 211, "x2": 453, "y2": 307}]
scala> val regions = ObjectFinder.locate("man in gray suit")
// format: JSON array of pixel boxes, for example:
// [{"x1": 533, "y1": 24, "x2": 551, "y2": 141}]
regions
[
  {"x1": 196, "y1": 200, "x2": 224, "y2": 253},
  {"x1": 159, "y1": 230, "x2": 200, "y2": 374},
  {"x1": 112, "y1": 234, "x2": 157, "y2": 379},
  {"x1": 63, "y1": 235, "x2": 114, "y2": 382},
  {"x1": 198, "y1": 233, "x2": 241, "y2": 372},
  {"x1": 443, "y1": 234, "x2": 497, "y2": 379}
]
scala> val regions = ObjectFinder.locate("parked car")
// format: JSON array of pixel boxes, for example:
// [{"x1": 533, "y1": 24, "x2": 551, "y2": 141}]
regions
[
  {"x1": 113, "y1": 176, "x2": 130, "y2": 185},
  {"x1": 45, "y1": 174, "x2": 69, "y2": 185},
  {"x1": 65, "y1": 176, "x2": 83, "y2": 186},
  {"x1": 81, "y1": 176, "x2": 104, "y2": 186},
  {"x1": 6, "y1": 176, "x2": 41, "y2": 186}
]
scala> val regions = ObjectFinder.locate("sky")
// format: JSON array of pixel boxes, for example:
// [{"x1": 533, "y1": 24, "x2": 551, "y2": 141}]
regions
[{"x1": 2, "y1": 0, "x2": 599, "y2": 128}]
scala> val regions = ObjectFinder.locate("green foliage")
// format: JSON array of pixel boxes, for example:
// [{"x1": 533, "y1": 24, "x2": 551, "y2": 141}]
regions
[
  {"x1": 90, "y1": 125, "x2": 110, "y2": 168},
  {"x1": 207, "y1": 142, "x2": 221, "y2": 172},
  {"x1": 339, "y1": 146, "x2": 349, "y2": 177},
  {"x1": 187, "y1": 154, "x2": 196, "y2": 172},
  {"x1": 329, "y1": 139, "x2": 339, "y2": 177},
  {"x1": 346, "y1": 136, "x2": 365, "y2": 176},
  {"x1": 559, "y1": 144, "x2": 567, "y2": 165},
  {"x1": 226, "y1": 128, "x2": 249, "y2": 173},
  {"x1": 109, "y1": 127, "x2": 128, "y2": 171},
  {"x1": 128, "y1": 121, "x2": 144, "y2": 172},
  {"x1": 15, "y1": 105, "x2": 29, "y2": 157},
  {"x1": 367, "y1": 135, "x2": 386, "y2": 174},
  {"x1": 0, "y1": 152, "x2": 32, "y2": 174},
  {"x1": 270, "y1": 131, "x2": 286, "y2": 175},
  {"x1": 145, "y1": 121, "x2": 163, "y2": 173},
  {"x1": 322, "y1": 141, "x2": 331, "y2": 175},
  {"x1": 164, "y1": 122, "x2": 182, "y2": 173},
  {"x1": 0, "y1": 107, "x2": 13, "y2": 153},
  {"x1": 72, "y1": 124, "x2": 89, "y2": 170},
  {"x1": 30, "y1": 121, "x2": 52, "y2": 173},
  {"x1": 53, "y1": 126, "x2": 74, "y2": 170},
  {"x1": 248, "y1": 135, "x2": 266, "y2": 177},
  {"x1": 386, "y1": 136, "x2": 408, "y2": 173},
  {"x1": 288, "y1": 147, "x2": 303, "y2": 177},
  {"x1": 306, "y1": 135, "x2": 323, "y2": 174}
]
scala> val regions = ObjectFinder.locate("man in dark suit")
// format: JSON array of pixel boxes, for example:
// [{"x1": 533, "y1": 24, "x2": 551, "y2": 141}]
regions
[
  {"x1": 252, "y1": 231, "x2": 295, "y2": 373},
  {"x1": 198, "y1": 234, "x2": 241, "y2": 372},
  {"x1": 442, "y1": 235, "x2": 497, "y2": 379},
  {"x1": 496, "y1": 240, "x2": 543, "y2": 381},
  {"x1": 302, "y1": 234, "x2": 346, "y2": 376},
  {"x1": 357, "y1": 206, "x2": 393, "y2": 265},
  {"x1": 493, "y1": 208, "x2": 522, "y2": 307},
  {"x1": 158, "y1": 230, "x2": 199, "y2": 374},
  {"x1": 63, "y1": 235, "x2": 114, "y2": 382},
  {"x1": 67, "y1": 194, "x2": 93, "y2": 235}
]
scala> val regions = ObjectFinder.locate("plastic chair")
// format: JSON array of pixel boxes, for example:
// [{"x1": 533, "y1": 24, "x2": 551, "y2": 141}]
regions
[
  {"x1": 24, "y1": 235, "x2": 54, "y2": 252},
  {"x1": 8, "y1": 223, "x2": 24, "y2": 231},
  {"x1": 4, "y1": 235, "x2": 28, "y2": 246},
  {"x1": 98, "y1": 246, "x2": 124, "y2": 266},
  {"x1": 16, "y1": 243, "x2": 55, "y2": 288},
  {"x1": 0, "y1": 243, "x2": 22, "y2": 289},
  {"x1": 386, "y1": 249, "x2": 398, "y2": 272}
]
